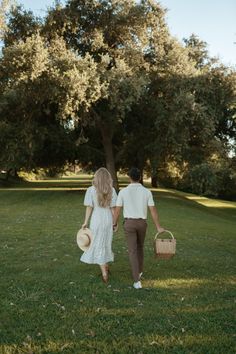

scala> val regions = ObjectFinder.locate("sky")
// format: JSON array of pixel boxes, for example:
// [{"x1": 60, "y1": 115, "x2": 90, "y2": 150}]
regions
[{"x1": 16, "y1": 0, "x2": 236, "y2": 66}]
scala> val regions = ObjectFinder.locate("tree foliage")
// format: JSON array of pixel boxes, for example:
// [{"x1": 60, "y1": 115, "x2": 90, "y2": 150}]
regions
[
  {"x1": 0, "y1": 0, "x2": 13, "y2": 38},
  {"x1": 0, "y1": 0, "x2": 235, "y2": 198}
]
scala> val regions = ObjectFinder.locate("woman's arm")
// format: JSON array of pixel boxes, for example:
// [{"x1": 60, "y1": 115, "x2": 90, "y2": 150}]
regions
[
  {"x1": 82, "y1": 206, "x2": 93, "y2": 228},
  {"x1": 111, "y1": 207, "x2": 118, "y2": 232},
  {"x1": 111, "y1": 207, "x2": 116, "y2": 217}
]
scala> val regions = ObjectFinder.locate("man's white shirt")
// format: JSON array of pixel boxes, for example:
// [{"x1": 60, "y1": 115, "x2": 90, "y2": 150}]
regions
[{"x1": 116, "y1": 183, "x2": 155, "y2": 219}]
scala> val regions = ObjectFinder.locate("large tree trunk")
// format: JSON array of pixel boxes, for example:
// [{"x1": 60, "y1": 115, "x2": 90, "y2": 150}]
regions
[
  {"x1": 103, "y1": 136, "x2": 118, "y2": 191},
  {"x1": 151, "y1": 175, "x2": 158, "y2": 187},
  {"x1": 6, "y1": 168, "x2": 13, "y2": 181},
  {"x1": 139, "y1": 168, "x2": 144, "y2": 185},
  {"x1": 92, "y1": 107, "x2": 119, "y2": 191},
  {"x1": 99, "y1": 122, "x2": 119, "y2": 191}
]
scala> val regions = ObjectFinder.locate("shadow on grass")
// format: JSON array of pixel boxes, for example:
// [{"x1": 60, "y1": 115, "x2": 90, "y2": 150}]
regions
[
  {"x1": 155, "y1": 189, "x2": 236, "y2": 221},
  {"x1": 1, "y1": 176, "x2": 235, "y2": 222}
]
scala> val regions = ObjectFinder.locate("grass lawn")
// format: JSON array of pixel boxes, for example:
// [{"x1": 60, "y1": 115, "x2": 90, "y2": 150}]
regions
[{"x1": 0, "y1": 175, "x2": 235, "y2": 353}]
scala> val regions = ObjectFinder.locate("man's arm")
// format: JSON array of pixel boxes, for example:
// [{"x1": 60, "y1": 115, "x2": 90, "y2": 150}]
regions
[{"x1": 148, "y1": 206, "x2": 165, "y2": 233}]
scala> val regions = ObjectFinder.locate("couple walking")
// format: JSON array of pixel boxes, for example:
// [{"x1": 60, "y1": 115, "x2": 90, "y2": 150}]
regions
[{"x1": 80, "y1": 167, "x2": 164, "y2": 289}]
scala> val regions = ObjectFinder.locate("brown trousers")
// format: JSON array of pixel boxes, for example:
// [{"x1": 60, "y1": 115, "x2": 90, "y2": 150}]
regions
[{"x1": 124, "y1": 219, "x2": 147, "y2": 282}]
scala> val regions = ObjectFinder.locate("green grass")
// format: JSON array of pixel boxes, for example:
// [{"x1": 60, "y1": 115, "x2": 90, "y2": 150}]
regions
[{"x1": 0, "y1": 176, "x2": 236, "y2": 353}]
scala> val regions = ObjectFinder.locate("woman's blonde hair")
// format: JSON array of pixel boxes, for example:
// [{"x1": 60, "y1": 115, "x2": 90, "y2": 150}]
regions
[{"x1": 93, "y1": 167, "x2": 113, "y2": 207}]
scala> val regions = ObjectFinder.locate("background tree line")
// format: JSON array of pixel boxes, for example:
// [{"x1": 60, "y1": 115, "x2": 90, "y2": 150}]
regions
[{"x1": 0, "y1": 0, "x2": 235, "y2": 199}]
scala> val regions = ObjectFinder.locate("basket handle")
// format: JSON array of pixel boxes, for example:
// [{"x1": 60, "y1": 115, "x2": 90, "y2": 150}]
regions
[{"x1": 154, "y1": 230, "x2": 174, "y2": 240}]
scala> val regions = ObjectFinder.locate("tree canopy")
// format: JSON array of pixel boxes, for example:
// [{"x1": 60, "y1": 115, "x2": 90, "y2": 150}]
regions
[{"x1": 0, "y1": 0, "x2": 235, "y2": 198}]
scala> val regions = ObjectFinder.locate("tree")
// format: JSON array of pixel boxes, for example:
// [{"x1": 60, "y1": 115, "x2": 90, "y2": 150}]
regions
[
  {"x1": 0, "y1": 33, "x2": 103, "y2": 174},
  {"x1": 146, "y1": 33, "x2": 236, "y2": 187},
  {"x1": 129, "y1": 37, "x2": 200, "y2": 185},
  {"x1": 42, "y1": 0, "x2": 170, "y2": 189},
  {"x1": 1, "y1": 0, "x2": 235, "y2": 197}
]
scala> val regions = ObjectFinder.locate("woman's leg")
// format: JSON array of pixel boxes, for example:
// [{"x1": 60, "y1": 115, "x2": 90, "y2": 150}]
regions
[{"x1": 100, "y1": 264, "x2": 108, "y2": 283}]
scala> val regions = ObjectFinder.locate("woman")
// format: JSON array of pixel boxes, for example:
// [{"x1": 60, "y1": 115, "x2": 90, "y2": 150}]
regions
[{"x1": 81, "y1": 167, "x2": 117, "y2": 283}]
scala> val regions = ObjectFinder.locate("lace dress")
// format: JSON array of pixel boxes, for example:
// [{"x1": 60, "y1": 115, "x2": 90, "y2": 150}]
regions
[{"x1": 80, "y1": 186, "x2": 117, "y2": 265}]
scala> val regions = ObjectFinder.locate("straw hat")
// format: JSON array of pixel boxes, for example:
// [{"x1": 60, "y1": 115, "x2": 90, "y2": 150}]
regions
[{"x1": 76, "y1": 227, "x2": 93, "y2": 251}]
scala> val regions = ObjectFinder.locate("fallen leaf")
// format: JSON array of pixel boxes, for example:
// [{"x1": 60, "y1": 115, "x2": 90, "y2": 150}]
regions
[{"x1": 86, "y1": 330, "x2": 96, "y2": 337}]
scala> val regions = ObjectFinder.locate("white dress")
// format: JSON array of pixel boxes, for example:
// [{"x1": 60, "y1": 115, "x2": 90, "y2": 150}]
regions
[{"x1": 80, "y1": 186, "x2": 117, "y2": 265}]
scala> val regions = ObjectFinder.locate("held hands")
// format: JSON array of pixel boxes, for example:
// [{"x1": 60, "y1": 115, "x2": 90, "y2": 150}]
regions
[
  {"x1": 113, "y1": 224, "x2": 118, "y2": 232},
  {"x1": 83, "y1": 222, "x2": 118, "y2": 231},
  {"x1": 113, "y1": 215, "x2": 118, "y2": 232}
]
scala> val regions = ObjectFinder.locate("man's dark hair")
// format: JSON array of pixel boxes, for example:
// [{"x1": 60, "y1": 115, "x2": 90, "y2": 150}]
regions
[{"x1": 128, "y1": 167, "x2": 141, "y2": 182}]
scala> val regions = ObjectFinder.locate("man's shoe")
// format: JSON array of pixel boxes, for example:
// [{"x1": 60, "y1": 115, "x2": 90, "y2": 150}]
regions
[{"x1": 133, "y1": 281, "x2": 142, "y2": 289}]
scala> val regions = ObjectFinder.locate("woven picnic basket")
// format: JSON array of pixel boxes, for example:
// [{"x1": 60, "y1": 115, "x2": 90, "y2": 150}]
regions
[{"x1": 154, "y1": 230, "x2": 176, "y2": 259}]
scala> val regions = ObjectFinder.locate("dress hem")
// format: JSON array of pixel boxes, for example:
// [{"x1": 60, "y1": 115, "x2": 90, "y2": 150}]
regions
[{"x1": 80, "y1": 257, "x2": 114, "y2": 265}]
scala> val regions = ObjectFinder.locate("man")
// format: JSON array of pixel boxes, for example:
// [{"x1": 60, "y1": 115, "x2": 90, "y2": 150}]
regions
[{"x1": 113, "y1": 167, "x2": 165, "y2": 289}]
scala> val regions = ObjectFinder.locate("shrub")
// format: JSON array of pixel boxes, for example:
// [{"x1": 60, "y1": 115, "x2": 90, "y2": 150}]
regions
[{"x1": 188, "y1": 163, "x2": 219, "y2": 196}]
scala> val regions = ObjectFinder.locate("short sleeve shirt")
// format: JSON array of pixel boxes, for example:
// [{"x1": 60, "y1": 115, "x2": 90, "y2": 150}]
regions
[
  {"x1": 116, "y1": 183, "x2": 155, "y2": 219},
  {"x1": 84, "y1": 186, "x2": 117, "y2": 208}
]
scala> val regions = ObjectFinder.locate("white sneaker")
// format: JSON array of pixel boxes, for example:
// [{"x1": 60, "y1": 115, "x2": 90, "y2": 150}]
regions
[{"x1": 133, "y1": 281, "x2": 142, "y2": 289}]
